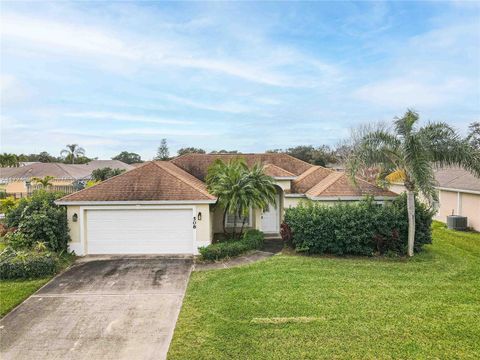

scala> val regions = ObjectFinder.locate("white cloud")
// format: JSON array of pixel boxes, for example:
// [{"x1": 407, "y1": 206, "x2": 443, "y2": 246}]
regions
[
  {"x1": 113, "y1": 128, "x2": 215, "y2": 137},
  {"x1": 353, "y1": 77, "x2": 472, "y2": 108},
  {"x1": 0, "y1": 13, "x2": 335, "y2": 88},
  {"x1": 0, "y1": 74, "x2": 32, "y2": 106},
  {"x1": 65, "y1": 111, "x2": 193, "y2": 125}
]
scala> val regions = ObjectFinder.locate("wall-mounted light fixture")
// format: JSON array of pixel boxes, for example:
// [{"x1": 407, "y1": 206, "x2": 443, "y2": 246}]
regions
[
  {"x1": 72, "y1": 213, "x2": 78, "y2": 222},
  {"x1": 197, "y1": 212, "x2": 202, "y2": 221}
]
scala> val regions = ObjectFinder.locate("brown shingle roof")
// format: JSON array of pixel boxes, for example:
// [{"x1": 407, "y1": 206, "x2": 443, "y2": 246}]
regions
[
  {"x1": 0, "y1": 161, "x2": 133, "y2": 181},
  {"x1": 263, "y1": 164, "x2": 296, "y2": 178},
  {"x1": 58, "y1": 161, "x2": 216, "y2": 202},
  {"x1": 291, "y1": 166, "x2": 332, "y2": 194},
  {"x1": 316, "y1": 174, "x2": 397, "y2": 197},
  {"x1": 171, "y1": 153, "x2": 312, "y2": 181}
]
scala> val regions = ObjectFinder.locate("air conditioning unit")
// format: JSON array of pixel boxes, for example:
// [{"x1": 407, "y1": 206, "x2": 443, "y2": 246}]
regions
[{"x1": 447, "y1": 215, "x2": 468, "y2": 231}]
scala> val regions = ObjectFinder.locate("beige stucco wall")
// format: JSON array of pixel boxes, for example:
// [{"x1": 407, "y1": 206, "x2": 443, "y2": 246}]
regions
[
  {"x1": 435, "y1": 190, "x2": 480, "y2": 230},
  {"x1": 283, "y1": 197, "x2": 306, "y2": 209},
  {"x1": 195, "y1": 204, "x2": 211, "y2": 244},
  {"x1": 5, "y1": 181, "x2": 27, "y2": 194},
  {"x1": 66, "y1": 206, "x2": 81, "y2": 243},
  {"x1": 275, "y1": 179, "x2": 291, "y2": 192},
  {"x1": 462, "y1": 193, "x2": 480, "y2": 230}
]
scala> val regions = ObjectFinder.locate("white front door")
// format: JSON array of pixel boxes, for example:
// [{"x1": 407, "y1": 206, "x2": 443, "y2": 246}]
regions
[{"x1": 261, "y1": 194, "x2": 280, "y2": 234}]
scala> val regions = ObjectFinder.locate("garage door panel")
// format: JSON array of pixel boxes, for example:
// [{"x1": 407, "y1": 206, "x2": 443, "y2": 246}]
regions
[{"x1": 86, "y1": 209, "x2": 193, "y2": 254}]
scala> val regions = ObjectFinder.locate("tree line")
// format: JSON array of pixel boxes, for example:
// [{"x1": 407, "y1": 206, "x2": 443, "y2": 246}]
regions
[{"x1": 2, "y1": 122, "x2": 478, "y2": 168}]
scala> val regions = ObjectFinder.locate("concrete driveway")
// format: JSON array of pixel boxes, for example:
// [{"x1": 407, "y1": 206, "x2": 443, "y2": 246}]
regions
[{"x1": 0, "y1": 256, "x2": 193, "y2": 360}]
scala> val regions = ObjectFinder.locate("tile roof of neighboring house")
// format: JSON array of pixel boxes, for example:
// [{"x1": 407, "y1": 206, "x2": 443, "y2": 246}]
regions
[
  {"x1": 171, "y1": 153, "x2": 313, "y2": 181},
  {"x1": 0, "y1": 161, "x2": 133, "y2": 181},
  {"x1": 263, "y1": 164, "x2": 296, "y2": 178},
  {"x1": 58, "y1": 161, "x2": 216, "y2": 202},
  {"x1": 435, "y1": 167, "x2": 480, "y2": 192}
]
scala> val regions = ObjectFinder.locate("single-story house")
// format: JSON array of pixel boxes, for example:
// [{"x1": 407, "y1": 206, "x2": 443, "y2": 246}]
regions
[
  {"x1": 56, "y1": 153, "x2": 397, "y2": 256},
  {"x1": 389, "y1": 167, "x2": 480, "y2": 231},
  {"x1": 0, "y1": 160, "x2": 133, "y2": 196}
]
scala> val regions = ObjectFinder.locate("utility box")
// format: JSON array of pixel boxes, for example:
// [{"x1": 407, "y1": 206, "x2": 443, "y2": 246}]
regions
[{"x1": 447, "y1": 215, "x2": 468, "y2": 231}]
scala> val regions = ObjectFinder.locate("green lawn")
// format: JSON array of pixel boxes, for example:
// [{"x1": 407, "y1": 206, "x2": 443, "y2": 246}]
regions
[
  {"x1": 0, "y1": 278, "x2": 51, "y2": 317},
  {"x1": 169, "y1": 222, "x2": 480, "y2": 359}
]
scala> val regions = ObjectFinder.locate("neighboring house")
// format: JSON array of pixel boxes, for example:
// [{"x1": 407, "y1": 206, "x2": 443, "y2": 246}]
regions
[
  {"x1": 389, "y1": 167, "x2": 480, "y2": 231},
  {"x1": 56, "y1": 153, "x2": 396, "y2": 256},
  {"x1": 0, "y1": 160, "x2": 132, "y2": 196}
]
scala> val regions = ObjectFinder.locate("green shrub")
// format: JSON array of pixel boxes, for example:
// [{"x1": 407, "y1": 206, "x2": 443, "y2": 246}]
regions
[
  {"x1": 5, "y1": 190, "x2": 70, "y2": 252},
  {"x1": 199, "y1": 229, "x2": 265, "y2": 261},
  {"x1": 4, "y1": 231, "x2": 32, "y2": 250},
  {"x1": 0, "y1": 247, "x2": 59, "y2": 279},
  {"x1": 284, "y1": 194, "x2": 433, "y2": 256}
]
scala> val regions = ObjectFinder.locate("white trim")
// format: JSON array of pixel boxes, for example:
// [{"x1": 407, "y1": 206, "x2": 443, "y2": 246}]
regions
[
  {"x1": 284, "y1": 194, "x2": 306, "y2": 198},
  {"x1": 436, "y1": 187, "x2": 480, "y2": 195},
  {"x1": 308, "y1": 196, "x2": 397, "y2": 201},
  {"x1": 273, "y1": 176, "x2": 297, "y2": 180},
  {"x1": 56, "y1": 199, "x2": 216, "y2": 206}
]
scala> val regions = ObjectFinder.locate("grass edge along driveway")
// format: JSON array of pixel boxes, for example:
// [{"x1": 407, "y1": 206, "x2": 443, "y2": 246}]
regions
[{"x1": 169, "y1": 222, "x2": 480, "y2": 359}]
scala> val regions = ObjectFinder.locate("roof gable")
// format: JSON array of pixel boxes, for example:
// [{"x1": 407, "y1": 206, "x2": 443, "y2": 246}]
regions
[{"x1": 58, "y1": 161, "x2": 216, "y2": 202}]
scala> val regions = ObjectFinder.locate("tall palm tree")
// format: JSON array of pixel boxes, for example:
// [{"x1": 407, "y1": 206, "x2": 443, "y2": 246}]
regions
[
  {"x1": 61, "y1": 144, "x2": 85, "y2": 164},
  {"x1": 206, "y1": 158, "x2": 277, "y2": 238},
  {"x1": 32, "y1": 175, "x2": 55, "y2": 188},
  {"x1": 347, "y1": 110, "x2": 480, "y2": 256}
]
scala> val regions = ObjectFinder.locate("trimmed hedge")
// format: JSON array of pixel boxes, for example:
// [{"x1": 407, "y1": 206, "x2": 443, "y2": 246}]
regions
[
  {"x1": 0, "y1": 248, "x2": 59, "y2": 279},
  {"x1": 284, "y1": 194, "x2": 433, "y2": 256},
  {"x1": 199, "y1": 229, "x2": 264, "y2": 261}
]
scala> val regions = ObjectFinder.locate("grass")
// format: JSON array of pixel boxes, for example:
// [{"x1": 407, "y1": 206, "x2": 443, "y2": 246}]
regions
[
  {"x1": 0, "y1": 249, "x2": 75, "y2": 317},
  {"x1": 0, "y1": 278, "x2": 51, "y2": 317},
  {"x1": 169, "y1": 222, "x2": 480, "y2": 359}
]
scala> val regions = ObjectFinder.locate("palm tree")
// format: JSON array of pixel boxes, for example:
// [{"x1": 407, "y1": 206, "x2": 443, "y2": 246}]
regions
[
  {"x1": 32, "y1": 175, "x2": 55, "y2": 188},
  {"x1": 206, "y1": 158, "x2": 277, "y2": 238},
  {"x1": 347, "y1": 109, "x2": 480, "y2": 257},
  {"x1": 61, "y1": 144, "x2": 85, "y2": 164}
]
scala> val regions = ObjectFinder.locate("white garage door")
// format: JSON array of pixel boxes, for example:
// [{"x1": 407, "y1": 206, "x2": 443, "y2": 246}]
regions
[{"x1": 86, "y1": 209, "x2": 194, "y2": 254}]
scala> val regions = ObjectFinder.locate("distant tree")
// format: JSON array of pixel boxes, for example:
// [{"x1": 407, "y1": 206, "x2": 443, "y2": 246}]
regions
[
  {"x1": 467, "y1": 122, "x2": 480, "y2": 150},
  {"x1": 37, "y1": 151, "x2": 57, "y2": 163},
  {"x1": 61, "y1": 144, "x2": 86, "y2": 164},
  {"x1": 32, "y1": 175, "x2": 55, "y2": 188},
  {"x1": 155, "y1": 139, "x2": 170, "y2": 160},
  {"x1": 0, "y1": 153, "x2": 19, "y2": 167},
  {"x1": 112, "y1": 151, "x2": 143, "y2": 164},
  {"x1": 267, "y1": 145, "x2": 338, "y2": 166},
  {"x1": 177, "y1": 147, "x2": 206, "y2": 156},
  {"x1": 91, "y1": 167, "x2": 125, "y2": 182}
]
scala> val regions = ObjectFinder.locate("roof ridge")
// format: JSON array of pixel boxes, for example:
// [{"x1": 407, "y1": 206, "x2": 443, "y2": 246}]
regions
[
  {"x1": 294, "y1": 166, "x2": 325, "y2": 183},
  {"x1": 263, "y1": 163, "x2": 295, "y2": 177},
  {"x1": 55, "y1": 163, "x2": 76, "y2": 179},
  {"x1": 153, "y1": 161, "x2": 215, "y2": 199},
  {"x1": 306, "y1": 171, "x2": 344, "y2": 196}
]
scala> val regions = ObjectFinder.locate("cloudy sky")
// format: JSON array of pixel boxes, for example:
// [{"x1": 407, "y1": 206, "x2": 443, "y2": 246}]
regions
[{"x1": 1, "y1": 1, "x2": 479, "y2": 160}]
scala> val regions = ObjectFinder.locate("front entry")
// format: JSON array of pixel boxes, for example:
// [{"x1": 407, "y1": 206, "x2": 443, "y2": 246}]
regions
[{"x1": 261, "y1": 193, "x2": 280, "y2": 234}]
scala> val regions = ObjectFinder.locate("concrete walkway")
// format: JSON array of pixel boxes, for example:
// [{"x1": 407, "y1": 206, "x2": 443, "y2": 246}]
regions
[{"x1": 0, "y1": 257, "x2": 192, "y2": 360}]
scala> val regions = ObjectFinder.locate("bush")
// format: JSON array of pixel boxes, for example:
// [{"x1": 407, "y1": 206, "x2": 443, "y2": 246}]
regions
[
  {"x1": 5, "y1": 190, "x2": 70, "y2": 253},
  {"x1": 284, "y1": 194, "x2": 433, "y2": 256},
  {"x1": 199, "y1": 229, "x2": 264, "y2": 261},
  {"x1": 0, "y1": 247, "x2": 59, "y2": 279},
  {"x1": 4, "y1": 230, "x2": 32, "y2": 250}
]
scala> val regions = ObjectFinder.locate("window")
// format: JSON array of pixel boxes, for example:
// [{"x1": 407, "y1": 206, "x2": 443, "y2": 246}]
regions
[{"x1": 226, "y1": 208, "x2": 251, "y2": 227}]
